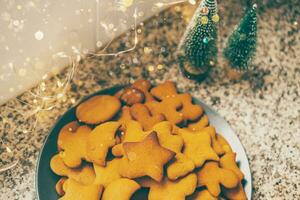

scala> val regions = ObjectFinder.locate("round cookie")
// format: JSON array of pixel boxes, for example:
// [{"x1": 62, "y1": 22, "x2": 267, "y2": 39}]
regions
[{"x1": 76, "y1": 95, "x2": 121, "y2": 124}]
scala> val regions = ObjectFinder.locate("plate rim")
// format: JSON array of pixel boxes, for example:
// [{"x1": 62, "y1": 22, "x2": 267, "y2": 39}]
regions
[{"x1": 35, "y1": 85, "x2": 252, "y2": 200}]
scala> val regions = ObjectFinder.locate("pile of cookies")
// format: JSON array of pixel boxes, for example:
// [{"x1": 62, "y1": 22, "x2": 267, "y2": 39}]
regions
[{"x1": 50, "y1": 80, "x2": 247, "y2": 200}]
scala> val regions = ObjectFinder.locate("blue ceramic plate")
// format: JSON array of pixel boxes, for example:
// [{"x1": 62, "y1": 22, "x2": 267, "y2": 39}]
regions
[{"x1": 36, "y1": 85, "x2": 252, "y2": 199}]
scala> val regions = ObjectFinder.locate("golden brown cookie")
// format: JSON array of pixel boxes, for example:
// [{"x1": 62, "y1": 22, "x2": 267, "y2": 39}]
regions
[
  {"x1": 117, "y1": 106, "x2": 133, "y2": 132},
  {"x1": 119, "y1": 132, "x2": 175, "y2": 182},
  {"x1": 146, "y1": 173, "x2": 197, "y2": 200},
  {"x1": 178, "y1": 128, "x2": 219, "y2": 167},
  {"x1": 188, "y1": 189, "x2": 218, "y2": 200},
  {"x1": 146, "y1": 97, "x2": 183, "y2": 124},
  {"x1": 167, "y1": 153, "x2": 195, "y2": 180},
  {"x1": 50, "y1": 154, "x2": 95, "y2": 185},
  {"x1": 93, "y1": 158, "x2": 122, "y2": 187},
  {"x1": 112, "y1": 120, "x2": 149, "y2": 156},
  {"x1": 102, "y1": 178, "x2": 141, "y2": 200},
  {"x1": 86, "y1": 122, "x2": 120, "y2": 166},
  {"x1": 216, "y1": 134, "x2": 233, "y2": 153},
  {"x1": 201, "y1": 126, "x2": 225, "y2": 156},
  {"x1": 150, "y1": 81, "x2": 203, "y2": 121},
  {"x1": 187, "y1": 115, "x2": 209, "y2": 131},
  {"x1": 152, "y1": 121, "x2": 183, "y2": 153},
  {"x1": 76, "y1": 95, "x2": 121, "y2": 124},
  {"x1": 57, "y1": 122, "x2": 91, "y2": 168},
  {"x1": 55, "y1": 177, "x2": 67, "y2": 196},
  {"x1": 197, "y1": 162, "x2": 239, "y2": 197},
  {"x1": 222, "y1": 182, "x2": 247, "y2": 200},
  {"x1": 130, "y1": 103, "x2": 165, "y2": 131},
  {"x1": 116, "y1": 87, "x2": 145, "y2": 106},
  {"x1": 132, "y1": 79, "x2": 154, "y2": 102},
  {"x1": 59, "y1": 179, "x2": 103, "y2": 200},
  {"x1": 220, "y1": 152, "x2": 244, "y2": 181},
  {"x1": 112, "y1": 120, "x2": 183, "y2": 156}
]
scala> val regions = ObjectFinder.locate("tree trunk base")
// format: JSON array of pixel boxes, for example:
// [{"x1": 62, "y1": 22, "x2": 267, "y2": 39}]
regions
[{"x1": 225, "y1": 62, "x2": 243, "y2": 80}]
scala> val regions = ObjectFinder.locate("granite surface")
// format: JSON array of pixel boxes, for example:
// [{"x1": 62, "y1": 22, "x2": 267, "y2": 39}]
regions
[{"x1": 0, "y1": 1, "x2": 299, "y2": 199}]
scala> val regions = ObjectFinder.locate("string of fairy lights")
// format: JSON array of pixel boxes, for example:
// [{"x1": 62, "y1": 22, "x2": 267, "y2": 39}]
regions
[{"x1": 0, "y1": 0, "x2": 192, "y2": 172}]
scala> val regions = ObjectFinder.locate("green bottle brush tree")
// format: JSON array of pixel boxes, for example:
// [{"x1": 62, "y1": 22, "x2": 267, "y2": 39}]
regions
[{"x1": 223, "y1": 4, "x2": 258, "y2": 79}]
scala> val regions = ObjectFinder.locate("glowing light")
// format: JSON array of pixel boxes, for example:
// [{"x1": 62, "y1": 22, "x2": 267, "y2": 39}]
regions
[
  {"x1": 18, "y1": 68, "x2": 27, "y2": 77},
  {"x1": 35, "y1": 31, "x2": 44, "y2": 40},
  {"x1": 212, "y1": 14, "x2": 220, "y2": 23},
  {"x1": 157, "y1": 64, "x2": 164, "y2": 70},
  {"x1": 147, "y1": 65, "x2": 155, "y2": 72},
  {"x1": 200, "y1": 16, "x2": 208, "y2": 24}
]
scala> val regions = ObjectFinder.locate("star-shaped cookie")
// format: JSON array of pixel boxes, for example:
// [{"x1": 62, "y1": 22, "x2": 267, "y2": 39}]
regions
[
  {"x1": 178, "y1": 128, "x2": 219, "y2": 167},
  {"x1": 119, "y1": 132, "x2": 175, "y2": 182}
]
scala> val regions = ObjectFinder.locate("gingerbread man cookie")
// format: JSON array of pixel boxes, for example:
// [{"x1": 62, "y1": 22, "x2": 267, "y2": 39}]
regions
[
  {"x1": 187, "y1": 115, "x2": 209, "y2": 131},
  {"x1": 223, "y1": 182, "x2": 247, "y2": 200},
  {"x1": 130, "y1": 103, "x2": 165, "y2": 131},
  {"x1": 188, "y1": 189, "x2": 217, "y2": 200},
  {"x1": 167, "y1": 153, "x2": 195, "y2": 180},
  {"x1": 220, "y1": 152, "x2": 244, "y2": 181},
  {"x1": 178, "y1": 128, "x2": 219, "y2": 167},
  {"x1": 57, "y1": 121, "x2": 91, "y2": 168},
  {"x1": 150, "y1": 81, "x2": 203, "y2": 121},
  {"x1": 197, "y1": 162, "x2": 239, "y2": 197},
  {"x1": 132, "y1": 79, "x2": 154, "y2": 102},
  {"x1": 115, "y1": 87, "x2": 145, "y2": 106},
  {"x1": 86, "y1": 122, "x2": 120, "y2": 166}
]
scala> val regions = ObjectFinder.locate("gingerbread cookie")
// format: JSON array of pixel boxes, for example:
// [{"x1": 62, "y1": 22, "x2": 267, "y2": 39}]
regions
[
  {"x1": 119, "y1": 132, "x2": 175, "y2": 182},
  {"x1": 50, "y1": 154, "x2": 95, "y2": 185},
  {"x1": 115, "y1": 87, "x2": 145, "y2": 106},
  {"x1": 187, "y1": 115, "x2": 209, "y2": 131},
  {"x1": 55, "y1": 177, "x2": 67, "y2": 196},
  {"x1": 102, "y1": 178, "x2": 140, "y2": 200},
  {"x1": 93, "y1": 158, "x2": 122, "y2": 187},
  {"x1": 132, "y1": 79, "x2": 154, "y2": 102},
  {"x1": 146, "y1": 173, "x2": 197, "y2": 200},
  {"x1": 86, "y1": 122, "x2": 120, "y2": 166},
  {"x1": 150, "y1": 81, "x2": 203, "y2": 121},
  {"x1": 222, "y1": 182, "x2": 247, "y2": 200},
  {"x1": 118, "y1": 106, "x2": 133, "y2": 130},
  {"x1": 152, "y1": 121, "x2": 183, "y2": 153},
  {"x1": 220, "y1": 152, "x2": 244, "y2": 181},
  {"x1": 130, "y1": 103, "x2": 165, "y2": 131},
  {"x1": 201, "y1": 126, "x2": 225, "y2": 156},
  {"x1": 76, "y1": 95, "x2": 121, "y2": 124},
  {"x1": 112, "y1": 121, "x2": 183, "y2": 156},
  {"x1": 59, "y1": 179, "x2": 103, "y2": 200},
  {"x1": 167, "y1": 153, "x2": 195, "y2": 180},
  {"x1": 146, "y1": 97, "x2": 183, "y2": 124},
  {"x1": 188, "y1": 189, "x2": 217, "y2": 200},
  {"x1": 57, "y1": 122, "x2": 91, "y2": 168},
  {"x1": 197, "y1": 162, "x2": 239, "y2": 197},
  {"x1": 112, "y1": 120, "x2": 149, "y2": 156},
  {"x1": 178, "y1": 128, "x2": 219, "y2": 167},
  {"x1": 216, "y1": 134, "x2": 233, "y2": 153}
]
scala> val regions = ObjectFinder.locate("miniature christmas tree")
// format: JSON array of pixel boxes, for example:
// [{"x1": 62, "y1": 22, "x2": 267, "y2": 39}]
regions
[
  {"x1": 223, "y1": 4, "x2": 257, "y2": 74},
  {"x1": 177, "y1": 0, "x2": 220, "y2": 81}
]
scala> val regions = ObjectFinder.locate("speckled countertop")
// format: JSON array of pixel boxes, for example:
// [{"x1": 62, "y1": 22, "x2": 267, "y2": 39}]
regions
[{"x1": 0, "y1": 1, "x2": 299, "y2": 199}]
